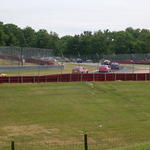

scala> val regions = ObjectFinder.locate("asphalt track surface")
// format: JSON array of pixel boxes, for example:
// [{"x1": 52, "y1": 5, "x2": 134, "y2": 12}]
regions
[
  {"x1": 0, "y1": 65, "x2": 64, "y2": 71},
  {"x1": 76, "y1": 63, "x2": 150, "y2": 73},
  {"x1": 0, "y1": 62, "x2": 149, "y2": 73}
]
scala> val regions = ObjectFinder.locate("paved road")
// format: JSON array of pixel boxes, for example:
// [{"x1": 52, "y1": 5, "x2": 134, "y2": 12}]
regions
[
  {"x1": 72, "y1": 63, "x2": 150, "y2": 73},
  {"x1": 0, "y1": 62, "x2": 149, "y2": 73},
  {"x1": 113, "y1": 65, "x2": 150, "y2": 73},
  {"x1": 0, "y1": 65, "x2": 64, "y2": 71}
]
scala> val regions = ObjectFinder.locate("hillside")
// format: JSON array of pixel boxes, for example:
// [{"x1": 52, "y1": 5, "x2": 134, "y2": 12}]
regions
[{"x1": 0, "y1": 82, "x2": 150, "y2": 150}]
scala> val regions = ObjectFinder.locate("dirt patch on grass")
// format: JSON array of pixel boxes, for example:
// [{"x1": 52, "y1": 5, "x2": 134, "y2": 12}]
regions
[
  {"x1": 29, "y1": 137, "x2": 83, "y2": 145},
  {"x1": 102, "y1": 137, "x2": 126, "y2": 145},
  {"x1": 2, "y1": 125, "x2": 59, "y2": 137}
]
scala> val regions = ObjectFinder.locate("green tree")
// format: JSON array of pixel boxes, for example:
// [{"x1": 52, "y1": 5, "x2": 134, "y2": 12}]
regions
[
  {"x1": 23, "y1": 27, "x2": 36, "y2": 47},
  {"x1": 3, "y1": 24, "x2": 25, "y2": 46},
  {"x1": 112, "y1": 31, "x2": 134, "y2": 54}
]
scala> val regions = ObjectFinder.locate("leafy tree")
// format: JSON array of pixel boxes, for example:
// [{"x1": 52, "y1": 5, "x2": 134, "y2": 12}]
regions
[
  {"x1": 112, "y1": 31, "x2": 135, "y2": 54},
  {"x1": 3, "y1": 24, "x2": 25, "y2": 46},
  {"x1": 23, "y1": 27, "x2": 36, "y2": 47},
  {"x1": 0, "y1": 22, "x2": 150, "y2": 55},
  {"x1": 0, "y1": 22, "x2": 7, "y2": 46}
]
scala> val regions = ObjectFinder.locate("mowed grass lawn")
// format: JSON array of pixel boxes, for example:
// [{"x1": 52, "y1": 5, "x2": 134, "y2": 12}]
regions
[{"x1": 0, "y1": 82, "x2": 150, "y2": 150}]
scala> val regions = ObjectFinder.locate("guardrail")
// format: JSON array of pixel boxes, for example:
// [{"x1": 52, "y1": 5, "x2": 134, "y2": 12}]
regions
[
  {"x1": 0, "y1": 73, "x2": 150, "y2": 83},
  {"x1": 0, "y1": 65, "x2": 64, "y2": 71}
]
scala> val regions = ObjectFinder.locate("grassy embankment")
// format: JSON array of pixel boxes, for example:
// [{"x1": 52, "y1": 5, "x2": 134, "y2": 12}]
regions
[{"x1": 0, "y1": 82, "x2": 150, "y2": 149}]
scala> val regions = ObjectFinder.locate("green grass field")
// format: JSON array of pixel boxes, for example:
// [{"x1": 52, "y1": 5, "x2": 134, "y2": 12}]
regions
[
  {"x1": 0, "y1": 59, "x2": 36, "y2": 66},
  {"x1": 0, "y1": 81, "x2": 150, "y2": 150}
]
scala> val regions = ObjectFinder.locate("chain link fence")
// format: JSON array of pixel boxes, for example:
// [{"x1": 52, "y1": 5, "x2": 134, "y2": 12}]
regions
[
  {"x1": 1, "y1": 46, "x2": 150, "y2": 76},
  {"x1": 0, "y1": 46, "x2": 64, "y2": 76},
  {"x1": 0, "y1": 46, "x2": 54, "y2": 59},
  {"x1": 66, "y1": 53, "x2": 150, "y2": 62}
]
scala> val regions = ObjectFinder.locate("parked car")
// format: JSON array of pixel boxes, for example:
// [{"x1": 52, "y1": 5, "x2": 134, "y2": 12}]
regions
[
  {"x1": 64, "y1": 58, "x2": 70, "y2": 62},
  {"x1": 85, "y1": 59, "x2": 93, "y2": 63},
  {"x1": 70, "y1": 58, "x2": 76, "y2": 62},
  {"x1": 99, "y1": 65, "x2": 111, "y2": 72},
  {"x1": 76, "y1": 58, "x2": 83, "y2": 63},
  {"x1": 110, "y1": 62, "x2": 120, "y2": 69},
  {"x1": 72, "y1": 66, "x2": 88, "y2": 73}
]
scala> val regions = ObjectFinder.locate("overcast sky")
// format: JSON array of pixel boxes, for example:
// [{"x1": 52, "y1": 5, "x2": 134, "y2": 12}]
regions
[{"x1": 0, "y1": 0, "x2": 150, "y2": 36}]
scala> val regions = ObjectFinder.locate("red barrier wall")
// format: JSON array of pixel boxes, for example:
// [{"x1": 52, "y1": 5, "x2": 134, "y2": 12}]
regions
[{"x1": 1, "y1": 73, "x2": 150, "y2": 84}]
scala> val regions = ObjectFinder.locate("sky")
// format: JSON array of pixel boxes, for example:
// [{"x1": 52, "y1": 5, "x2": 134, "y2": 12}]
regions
[{"x1": 0, "y1": 0, "x2": 150, "y2": 36}]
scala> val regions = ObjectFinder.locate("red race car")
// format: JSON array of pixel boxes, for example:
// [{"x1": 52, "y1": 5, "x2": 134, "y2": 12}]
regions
[
  {"x1": 99, "y1": 65, "x2": 111, "y2": 72},
  {"x1": 72, "y1": 66, "x2": 88, "y2": 73}
]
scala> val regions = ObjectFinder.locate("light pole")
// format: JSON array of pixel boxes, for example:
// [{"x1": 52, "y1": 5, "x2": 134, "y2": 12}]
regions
[
  {"x1": 96, "y1": 53, "x2": 99, "y2": 71},
  {"x1": 131, "y1": 54, "x2": 134, "y2": 74},
  {"x1": 149, "y1": 60, "x2": 150, "y2": 74},
  {"x1": 59, "y1": 49, "x2": 64, "y2": 75},
  {"x1": 130, "y1": 60, "x2": 134, "y2": 74}
]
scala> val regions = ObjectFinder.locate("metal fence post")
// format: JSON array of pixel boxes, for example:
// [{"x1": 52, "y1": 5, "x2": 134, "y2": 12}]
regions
[
  {"x1": 81, "y1": 73, "x2": 83, "y2": 82},
  {"x1": 45, "y1": 76, "x2": 47, "y2": 82},
  {"x1": 8, "y1": 76, "x2": 10, "y2": 83},
  {"x1": 145, "y1": 73, "x2": 147, "y2": 81},
  {"x1": 84, "y1": 134, "x2": 88, "y2": 150},
  {"x1": 61, "y1": 73, "x2": 62, "y2": 82},
  {"x1": 70, "y1": 73, "x2": 72, "y2": 82},
  {"x1": 104, "y1": 73, "x2": 106, "y2": 81},
  {"x1": 21, "y1": 76, "x2": 23, "y2": 83},
  {"x1": 33, "y1": 76, "x2": 35, "y2": 83},
  {"x1": 124, "y1": 73, "x2": 126, "y2": 81},
  {"x1": 93, "y1": 73, "x2": 95, "y2": 81},
  {"x1": 11, "y1": 141, "x2": 15, "y2": 150},
  {"x1": 114, "y1": 73, "x2": 116, "y2": 81},
  {"x1": 57, "y1": 75, "x2": 59, "y2": 82}
]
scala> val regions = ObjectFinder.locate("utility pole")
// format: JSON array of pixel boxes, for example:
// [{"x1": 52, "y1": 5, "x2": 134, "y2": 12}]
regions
[{"x1": 20, "y1": 47, "x2": 24, "y2": 66}]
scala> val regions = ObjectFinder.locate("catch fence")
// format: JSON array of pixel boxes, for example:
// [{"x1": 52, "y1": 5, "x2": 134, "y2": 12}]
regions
[
  {"x1": 69, "y1": 53, "x2": 150, "y2": 62},
  {"x1": 0, "y1": 46, "x2": 54, "y2": 59},
  {"x1": 0, "y1": 46, "x2": 64, "y2": 76},
  {"x1": 0, "y1": 46, "x2": 56, "y2": 66}
]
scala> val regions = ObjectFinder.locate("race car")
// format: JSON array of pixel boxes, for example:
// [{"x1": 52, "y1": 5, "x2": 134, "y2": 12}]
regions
[
  {"x1": 103, "y1": 60, "x2": 111, "y2": 65},
  {"x1": 110, "y1": 62, "x2": 120, "y2": 69},
  {"x1": 72, "y1": 66, "x2": 88, "y2": 73},
  {"x1": 76, "y1": 58, "x2": 83, "y2": 63},
  {"x1": 99, "y1": 65, "x2": 111, "y2": 72}
]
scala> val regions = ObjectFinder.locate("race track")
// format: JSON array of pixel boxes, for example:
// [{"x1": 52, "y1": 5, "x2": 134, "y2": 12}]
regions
[
  {"x1": 0, "y1": 65, "x2": 64, "y2": 71},
  {"x1": 0, "y1": 62, "x2": 150, "y2": 74},
  {"x1": 76, "y1": 63, "x2": 150, "y2": 73}
]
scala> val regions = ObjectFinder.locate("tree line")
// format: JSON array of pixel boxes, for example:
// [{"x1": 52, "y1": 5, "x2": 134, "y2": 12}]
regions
[{"x1": 0, "y1": 21, "x2": 150, "y2": 56}]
